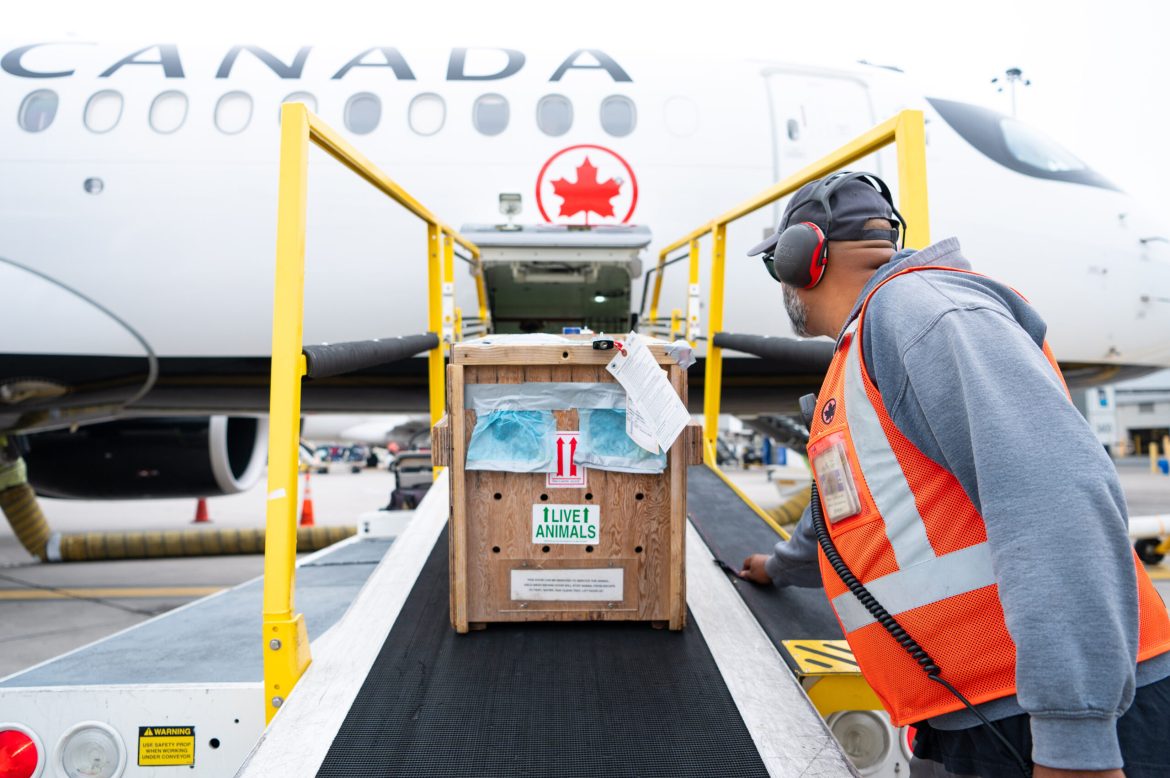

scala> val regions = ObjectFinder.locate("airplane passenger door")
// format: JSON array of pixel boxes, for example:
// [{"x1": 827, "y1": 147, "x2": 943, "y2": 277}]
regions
[{"x1": 764, "y1": 70, "x2": 880, "y2": 218}]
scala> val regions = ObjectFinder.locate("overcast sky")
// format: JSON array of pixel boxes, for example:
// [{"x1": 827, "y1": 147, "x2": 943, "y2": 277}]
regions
[{"x1": 13, "y1": 0, "x2": 1170, "y2": 219}]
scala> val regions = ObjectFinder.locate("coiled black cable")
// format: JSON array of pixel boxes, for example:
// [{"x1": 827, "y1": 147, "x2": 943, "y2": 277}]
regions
[{"x1": 808, "y1": 480, "x2": 1031, "y2": 778}]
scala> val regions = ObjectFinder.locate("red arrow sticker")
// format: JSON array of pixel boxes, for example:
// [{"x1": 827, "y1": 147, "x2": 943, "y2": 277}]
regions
[{"x1": 547, "y1": 431, "x2": 587, "y2": 488}]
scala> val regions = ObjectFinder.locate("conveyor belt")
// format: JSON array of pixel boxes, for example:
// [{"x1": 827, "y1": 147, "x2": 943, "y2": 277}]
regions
[
  {"x1": 316, "y1": 527, "x2": 769, "y2": 778},
  {"x1": 686, "y1": 465, "x2": 843, "y2": 671}
]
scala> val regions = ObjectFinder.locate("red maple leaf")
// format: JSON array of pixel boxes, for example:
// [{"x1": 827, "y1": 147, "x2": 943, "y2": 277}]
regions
[{"x1": 551, "y1": 157, "x2": 622, "y2": 220}]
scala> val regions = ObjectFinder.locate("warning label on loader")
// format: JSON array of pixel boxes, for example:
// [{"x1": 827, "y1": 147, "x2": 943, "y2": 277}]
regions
[{"x1": 138, "y1": 725, "x2": 195, "y2": 766}]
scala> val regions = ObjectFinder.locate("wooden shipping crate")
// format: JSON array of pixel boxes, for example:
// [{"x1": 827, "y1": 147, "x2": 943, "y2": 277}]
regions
[{"x1": 432, "y1": 338, "x2": 703, "y2": 633}]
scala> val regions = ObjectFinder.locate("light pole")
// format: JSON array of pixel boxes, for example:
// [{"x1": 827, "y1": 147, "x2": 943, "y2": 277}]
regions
[{"x1": 991, "y1": 67, "x2": 1032, "y2": 117}]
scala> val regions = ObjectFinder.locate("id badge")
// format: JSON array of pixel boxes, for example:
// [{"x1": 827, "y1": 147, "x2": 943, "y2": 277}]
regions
[{"x1": 812, "y1": 436, "x2": 862, "y2": 523}]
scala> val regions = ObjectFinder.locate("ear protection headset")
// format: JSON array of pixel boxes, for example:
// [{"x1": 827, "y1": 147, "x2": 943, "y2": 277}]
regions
[{"x1": 762, "y1": 172, "x2": 907, "y2": 289}]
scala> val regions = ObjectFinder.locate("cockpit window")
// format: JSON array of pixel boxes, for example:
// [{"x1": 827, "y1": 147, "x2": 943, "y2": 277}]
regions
[
  {"x1": 1000, "y1": 118, "x2": 1085, "y2": 172},
  {"x1": 927, "y1": 97, "x2": 1117, "y2": 190}
]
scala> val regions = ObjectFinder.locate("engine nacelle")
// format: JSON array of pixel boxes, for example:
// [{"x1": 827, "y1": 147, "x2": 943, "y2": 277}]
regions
[{"x1": 23, "y1": 416, "x2": 268, "y2": 499}]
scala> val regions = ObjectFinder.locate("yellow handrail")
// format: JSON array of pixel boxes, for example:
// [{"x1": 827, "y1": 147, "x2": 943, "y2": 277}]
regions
[
  {"x1": 654, "y1": 110, "x2": 931, "y2": 538},
  {"x1": 261, "y1": 103, "x2": 481, "y2": 723}
]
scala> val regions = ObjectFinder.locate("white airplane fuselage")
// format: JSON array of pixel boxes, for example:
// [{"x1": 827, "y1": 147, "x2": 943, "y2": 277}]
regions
[{"x1": 2, "y1": 42, "x2": 1169, "y2": 439}]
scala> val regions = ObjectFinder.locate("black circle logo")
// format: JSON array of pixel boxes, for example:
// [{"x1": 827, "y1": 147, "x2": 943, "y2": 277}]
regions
[{"x1": 821, "y1": 398, "x2": 837, "y2": 425}]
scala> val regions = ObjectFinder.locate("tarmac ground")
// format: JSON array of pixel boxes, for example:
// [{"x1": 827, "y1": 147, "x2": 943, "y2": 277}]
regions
[{"x1": 1, "y1": 457, "x2": 1168, "y2": 680}]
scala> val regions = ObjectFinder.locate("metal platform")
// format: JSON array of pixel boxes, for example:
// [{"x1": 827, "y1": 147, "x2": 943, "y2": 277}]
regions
[{"x1": 239, "y1": 469, "x2": 858, "y2": 777}]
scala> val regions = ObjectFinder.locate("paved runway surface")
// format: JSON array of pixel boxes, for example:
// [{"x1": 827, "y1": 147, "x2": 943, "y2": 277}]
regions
[{"x1": 1, "y1": 459, "x2": 1168, "y2": 680}]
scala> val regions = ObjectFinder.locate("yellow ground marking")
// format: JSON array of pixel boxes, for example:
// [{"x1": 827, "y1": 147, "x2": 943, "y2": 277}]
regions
[{"x1": 0, "y1": 586, "x2": 224, "y2": 601}]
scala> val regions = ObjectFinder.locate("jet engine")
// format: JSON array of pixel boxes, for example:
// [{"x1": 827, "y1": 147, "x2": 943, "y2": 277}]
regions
[{"x1": 22, "y1": 416, "x2": 268, "y2": 499}]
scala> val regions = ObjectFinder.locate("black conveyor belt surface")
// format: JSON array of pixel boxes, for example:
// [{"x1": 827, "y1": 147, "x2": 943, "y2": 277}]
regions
[
  {"x1": 317, "y1": 528, "x2": 769, "y2": 778},
  {"x1": 686, "y1": 465, "x2": 843, "y2": 671}
]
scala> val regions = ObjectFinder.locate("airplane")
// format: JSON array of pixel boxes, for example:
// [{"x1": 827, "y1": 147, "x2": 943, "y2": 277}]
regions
[{"x1": 3, "y1": 41, "x2": 1169, "y2": 501}]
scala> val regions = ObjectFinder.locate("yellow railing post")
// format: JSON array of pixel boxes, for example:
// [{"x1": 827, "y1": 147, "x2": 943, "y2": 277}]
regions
[
  {"x1": 260, "y1": 104, "x2": 479, "y2": 722},
  {"x1": 686, "y1": 238, "x2": 701, "y2": 344},
  {"x1": 649, "y1": 255, "x2": 667, "y2": 325},
  {"x1": 474, "y1": 262, "x2": 490, "y2": 329},
  {"x1": 427, "y1": 223, "x2": 445, "y2": 437},
  {"x1": 702, "y1": 223, "x2": 727, "y2": 461},
  {"x1": 895, "y1": 110, "x2": 930, "y2": 249},
  {"x1": 670, "y1": 308, "x2": 682, "y2": 339},
  {"x1": 261, "y1": 103, "x2": 313, "y2": 724},
  {"x1": 442, "y1": 233, "x2": 456, "y2": 342}
]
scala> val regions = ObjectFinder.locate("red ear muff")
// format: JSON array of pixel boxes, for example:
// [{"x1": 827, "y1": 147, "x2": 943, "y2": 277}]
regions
[{"x1": 771, "y1": 222, "x2": 827, "y2": 289}]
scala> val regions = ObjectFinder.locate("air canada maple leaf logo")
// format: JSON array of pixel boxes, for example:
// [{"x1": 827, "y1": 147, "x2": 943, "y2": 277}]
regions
[
  {"x1": 536, "y1": 144, "x2": 638, "y2": 225},
  {"x1": 551, "y1": 158, "x2": 621, "y2": 219}
]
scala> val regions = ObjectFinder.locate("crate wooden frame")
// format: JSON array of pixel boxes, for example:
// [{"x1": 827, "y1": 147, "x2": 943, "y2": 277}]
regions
[{"x1": 432, "y1": 341, "x2": 703, "y2": 633}]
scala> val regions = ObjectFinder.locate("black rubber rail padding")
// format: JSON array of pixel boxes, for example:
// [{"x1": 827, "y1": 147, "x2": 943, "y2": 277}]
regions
[
  {"x1": 712, "y1": 332, "x2": 834, "y2": 372},
  {"x1": 302, "y1": 333, "x2": 440, "y2": 379}
]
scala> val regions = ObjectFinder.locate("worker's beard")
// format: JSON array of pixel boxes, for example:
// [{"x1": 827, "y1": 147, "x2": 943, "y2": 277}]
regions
[{"x1": 783, "y1": 284, "x2": 811, "y2": 337}]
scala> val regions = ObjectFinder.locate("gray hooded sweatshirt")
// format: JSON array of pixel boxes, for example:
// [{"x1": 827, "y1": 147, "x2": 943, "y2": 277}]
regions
[{"x1": 765, "y1": 237, "x2": 1170, "y2": 771}]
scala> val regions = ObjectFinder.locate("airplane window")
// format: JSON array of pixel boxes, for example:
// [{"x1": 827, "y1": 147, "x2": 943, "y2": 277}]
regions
[
  {"x1": 215, "y1": 91, "x2": 254, "y2": 135},
  {"x1": 473, "y1": 94, "x2": 509, "y2": 136},
  {"x1": 280, "y1": 91, "x2": 318, "y2": 120},
  {"x1": 536, "y1": 94, "x2": 573, "y2": 136},
  {"x1": 926, "y1": 97, "x2": 1117, "y2": 191},
  {"x1": 84, "y1": 90, "x2": 123, "y2": 134},
  {"x1": 408, "y1": 93, "x2": 445, "y2": 136},
  {"x1": 344, "y1": 92, "x2": 381, "y2": 135},
  {"x1": 18, "y1": 89, "x2": 58, "y2": 132},
  {"x1": 600, "y1": 95, "x2": 636, "y2": 137},
  {"x1": 149, "y1": 91, "x2": 188, "y2": 134},
  {"x1": 663, "y1": 96, "x2": 699, "y2": 138}
]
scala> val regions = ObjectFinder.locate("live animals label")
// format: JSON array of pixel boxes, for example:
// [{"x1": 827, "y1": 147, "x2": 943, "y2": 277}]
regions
[
  {"x1": 138, "y1": 725, "x2": 195, "y2": 766},
  {"x1": 532, "y1": 504, "x2": 599, "y2": 544},
  {"x1": 511, "y1": 568, "x2": 623, "y2": 601}
]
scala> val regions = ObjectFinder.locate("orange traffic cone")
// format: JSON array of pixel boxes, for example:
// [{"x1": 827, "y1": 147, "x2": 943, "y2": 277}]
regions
[
  {"x1": 299, "y1": 470, "x2": 316, "y2": 527},
  {"x1": 193, "y1": 498, "x2": 211, "y2": 524}
]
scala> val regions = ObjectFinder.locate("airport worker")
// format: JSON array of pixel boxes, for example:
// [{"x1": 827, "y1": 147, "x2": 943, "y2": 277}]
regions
[{"x1": 737, "y1": 172, "x2": 1170, "y2": 778}]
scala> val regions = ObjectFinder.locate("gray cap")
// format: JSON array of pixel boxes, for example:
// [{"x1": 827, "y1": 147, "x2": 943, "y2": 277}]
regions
[{"x1": 747, "y1": 173, "x2": 901, "y2": 256}]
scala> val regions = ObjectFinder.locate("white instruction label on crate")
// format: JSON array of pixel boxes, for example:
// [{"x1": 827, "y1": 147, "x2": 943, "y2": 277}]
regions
[
  {"x1": 532, "y1": 504, "x2": 599, "y2": 544},
  {"x1": 511, "y1": 568, "x2": 623, "y2": 601}
]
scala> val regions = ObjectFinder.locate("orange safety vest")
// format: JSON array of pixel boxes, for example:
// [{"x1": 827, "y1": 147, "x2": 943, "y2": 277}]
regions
[{"x1": 807, "y1": 265, "x2": 1170, "y2": 726}]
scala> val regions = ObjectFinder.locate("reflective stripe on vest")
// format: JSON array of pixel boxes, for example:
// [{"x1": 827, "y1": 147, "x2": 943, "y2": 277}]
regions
[
  {"x1": 841, "y1": 324, "x2": 935, "y2": 571},
  {"x1": 831, "y1": 542, "x2": 996, "y2": 632}
]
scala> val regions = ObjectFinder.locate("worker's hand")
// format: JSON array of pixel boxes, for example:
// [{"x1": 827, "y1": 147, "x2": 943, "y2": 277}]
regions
[
  {"x1": 738, "y1": 554, "x2": 773, "y2": 585},
  {"x1": 1033, "y1": 766, "x2": 1124, "y2": 778}
]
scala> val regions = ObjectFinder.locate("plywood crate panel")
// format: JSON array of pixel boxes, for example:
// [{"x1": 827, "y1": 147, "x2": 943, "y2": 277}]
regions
[{"x1": 432, "y1": 340, "x2": 702, "y2": 633}]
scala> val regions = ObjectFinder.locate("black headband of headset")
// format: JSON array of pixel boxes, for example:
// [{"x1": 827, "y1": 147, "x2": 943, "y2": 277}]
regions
[{"x1": 784, "y1": 172, "x2": 907, "y2": 248}]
